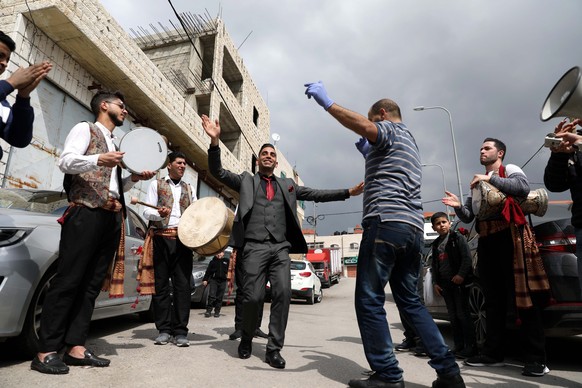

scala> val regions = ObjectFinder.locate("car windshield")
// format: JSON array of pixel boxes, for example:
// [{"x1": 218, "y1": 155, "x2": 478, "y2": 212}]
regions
[
  {"x1": 0, "y1": 188, "x2": 69, "y2": 214},
  {"x1": 290, "y1": 261, "x2": 306, "y2": 270}
]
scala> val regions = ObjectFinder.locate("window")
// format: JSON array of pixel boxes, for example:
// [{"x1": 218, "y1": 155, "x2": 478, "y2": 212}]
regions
[{"x1": 350, "y1": 242, "x2": 359, "y2": 250}]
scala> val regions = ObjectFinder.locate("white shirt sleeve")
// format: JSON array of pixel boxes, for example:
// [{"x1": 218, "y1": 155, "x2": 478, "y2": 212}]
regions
[
  {"x1": 143, "y1": 179, "x2": 163, "y2": 221},
  {"x1": 58, "y1": 122, "x2": 100, "y2": 174}
]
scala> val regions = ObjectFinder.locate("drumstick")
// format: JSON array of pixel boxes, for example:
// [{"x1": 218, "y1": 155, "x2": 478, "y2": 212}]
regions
[{"x1": 130, "y1": 196, "x2": 160, "y2": 210}]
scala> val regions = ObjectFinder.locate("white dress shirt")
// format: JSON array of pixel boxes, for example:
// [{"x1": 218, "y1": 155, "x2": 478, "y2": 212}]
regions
[
  {"x1": 143, "y1": 176, "x2": 197, "y2": 228},
  {"x1": 58, "y1": 121, "x2": 134, "y2": 198}
]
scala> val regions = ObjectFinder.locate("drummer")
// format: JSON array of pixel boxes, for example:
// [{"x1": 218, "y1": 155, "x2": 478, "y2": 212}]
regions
[
  {"x1": 442, "y1": 138, "x2": 550, "y2": 377},
  {"x1": 141, "y1": 151, "x2": 197, "y2": 348},
  {"x1": 202, "y1": 114, "x2": 364, "y2": 369},
  {"x1": 32, "y1": 90, "x2": 155, "y2": 375}
]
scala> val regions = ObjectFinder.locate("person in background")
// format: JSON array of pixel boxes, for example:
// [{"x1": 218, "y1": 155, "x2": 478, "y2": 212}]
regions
[
  {"x1": 203, "y1": 249, "x2": 229, "y2": 318},
  {"x1": 0, "y1": 30, "x2": 52, "y2": 161},
  {"x1": 305, "y1": 80, "x2": 464, "y2": 388},
  {"x1": 430, "y1": 212, "x2": 476, "y2": 359}
]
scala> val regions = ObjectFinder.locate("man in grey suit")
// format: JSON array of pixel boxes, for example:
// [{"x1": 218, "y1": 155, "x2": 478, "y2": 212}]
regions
[{"x1": 202, "y1": 114, "x2": 363, "y2": 369}]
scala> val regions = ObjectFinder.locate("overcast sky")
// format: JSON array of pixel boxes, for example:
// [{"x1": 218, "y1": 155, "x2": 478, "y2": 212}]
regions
[{"x1": 100, "y1": 0, "x2": 582, "y2": 235}]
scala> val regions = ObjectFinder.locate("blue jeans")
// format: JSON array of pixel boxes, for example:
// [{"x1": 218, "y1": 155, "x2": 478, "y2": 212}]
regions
[{"x1": 355, "y1": 218, "x2": 460, "y2": 381}]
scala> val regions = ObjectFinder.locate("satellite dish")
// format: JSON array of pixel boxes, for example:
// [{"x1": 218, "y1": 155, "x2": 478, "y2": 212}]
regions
[{"x1": 272, "y1": 133, "x2": 281, "y2": 145}]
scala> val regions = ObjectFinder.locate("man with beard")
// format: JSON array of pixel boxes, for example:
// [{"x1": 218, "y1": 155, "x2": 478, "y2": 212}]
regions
[
  {"x1": 31, "y1": 90, "x2": 155, "y2": 374},
  {"x1": 443, "y1": 138, "x2": 550, "y2": 377},
  {"x1": 202, "y1": 114, "x2": 363, "y2": 369}
]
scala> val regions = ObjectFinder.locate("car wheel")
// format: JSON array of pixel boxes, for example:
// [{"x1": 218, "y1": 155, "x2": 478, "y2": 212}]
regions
[
  {"x1": 469, "y1": 282, "x2": 487, "y2": 348},
  {"x1": 315, "y1": 288, "x2": 323, "y2": 303},
  {"x1": 14, "y1": 265, "x2": 57, "y2": 358},
  {"x1": 307, "y1": 287, "x2": 315, "y2": 305}
]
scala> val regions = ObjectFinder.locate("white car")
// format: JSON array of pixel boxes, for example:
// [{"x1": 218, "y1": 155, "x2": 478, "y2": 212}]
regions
[{"x1": 290, "y1": 260, "x2": 323, "y2": 304}]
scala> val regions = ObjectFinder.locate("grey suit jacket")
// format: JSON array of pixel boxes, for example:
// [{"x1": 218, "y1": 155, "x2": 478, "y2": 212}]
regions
[{"x1": 208, "y1": 146, "x2": 350, "y2": 253}]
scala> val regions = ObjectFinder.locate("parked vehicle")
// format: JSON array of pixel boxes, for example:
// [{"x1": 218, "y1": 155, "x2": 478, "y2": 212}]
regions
[
  {"x1": 290, "y1": 259, "x2": 323, "y2": 304},
  {"x1": 190, "y1": 247, "x2": 234, "y2": 307},
  {"x1": 423, "y1": 202, "x2": 582, "y2": 346},
  {"x1": 306, "y1": 247, "x2": 342, "y2": 288},
  {"x1": 0, "y1": 188, "x2": 152, "y2": 357}
]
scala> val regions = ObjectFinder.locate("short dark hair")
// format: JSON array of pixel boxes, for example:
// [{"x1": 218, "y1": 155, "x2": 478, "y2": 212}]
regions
[
  {"x1": 370, "y1": 98, "x2": 402, "y2": 120},
  {"x1": 90, "y1": 90, "x2": 125, "y2": 117},
  {"x1": 430, "y1": 211, "x2": 448, "y2": 225},
  {"x1": 483, "y1": 137, "x2": 506, "y2": 160},
  {"x1": 168, "y1": 151, "x2": 187, "y2": 163},
  {"x1": 259, "y1": 143, "x2": 276, "y2": 153},
  {"x1": 0, "y1": 31, "x2": 16, "y2": 52}
]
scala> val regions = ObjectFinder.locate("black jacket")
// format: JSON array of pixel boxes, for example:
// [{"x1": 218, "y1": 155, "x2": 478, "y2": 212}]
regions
[
  {"x1": 203, "y1": 256, "x2": 229, "y2": 281},
  {"x1": 430, "y1": 230, "x2": 473, "y2": 287},
  {"x1": 544, "y1": 150, "x2": 582, "y2": 227}
]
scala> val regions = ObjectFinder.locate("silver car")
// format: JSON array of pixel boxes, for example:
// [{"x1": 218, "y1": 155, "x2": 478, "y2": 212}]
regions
[{"x1": 0, "y1": 188, "x2": 152, "y2": 357}]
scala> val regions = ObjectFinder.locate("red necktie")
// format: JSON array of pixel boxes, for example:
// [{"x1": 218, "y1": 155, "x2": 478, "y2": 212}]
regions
[{"x1": 262, "y1": 176, "x2": 274, "y2": 201}]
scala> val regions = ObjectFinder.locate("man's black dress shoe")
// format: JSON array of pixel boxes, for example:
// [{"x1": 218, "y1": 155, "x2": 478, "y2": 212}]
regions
[
  {"x1": 348, "y1": 373, "x2": 404, "y2": 388},
  {"x1": 229, "y1": 329, "x2": 242, "y2": 340},
  {"x1": 30, "y1": 353, "x2": 69, "y2": 374},
  {"x1": 238, "y1": 339, "x2": 252, "y2": 359},
  {"x1": 254, "y1": 328, "x2": 269, "y2": 339},
  {"x1": 63, "y1": 349, "x2": 110, "y2": 367},
  {"x1": 265, "y1": 350, "x2": 286, "y2": 369}
]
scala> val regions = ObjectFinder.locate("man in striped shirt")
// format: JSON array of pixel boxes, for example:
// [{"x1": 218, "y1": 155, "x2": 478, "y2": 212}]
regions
[{"x1": 305, "y1": 81, "x2": 464, "y2": 388}]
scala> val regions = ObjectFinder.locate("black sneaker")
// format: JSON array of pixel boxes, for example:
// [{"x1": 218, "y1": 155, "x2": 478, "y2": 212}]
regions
[
  {"x1": 394, "y1": 338, "x2": 415, "y2": 351},
  {"x1": 413, "y1": 346, "x2": 428, "y2": 357},
  {"x1": 464, "y1": 354, "x2": 504, "y2": 367},
  {"x1": 432, "y1": 373, "x2": 465, "y2": 388},
  {"x1": 522, "y1": 362, "x2": 550, "y2": 377}
]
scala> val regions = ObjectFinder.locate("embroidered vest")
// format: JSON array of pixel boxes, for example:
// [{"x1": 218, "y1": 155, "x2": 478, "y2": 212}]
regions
[
  {"x1": 64, "y1": 122, "x2": 113, "y2": 208},
  {"x1": 152, "y1": 178, "x2": 192, "y2": 228}
]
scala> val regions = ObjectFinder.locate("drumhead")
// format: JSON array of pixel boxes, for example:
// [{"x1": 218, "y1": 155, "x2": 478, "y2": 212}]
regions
[
  {"x1": 178, "y1": 197, "x2": 231, "y2": 249},
  {"x1": 119, "y1": 127, "x2": 168, "y2": 174}
]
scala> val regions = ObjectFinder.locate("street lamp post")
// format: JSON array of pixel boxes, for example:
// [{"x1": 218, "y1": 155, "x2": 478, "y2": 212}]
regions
[
  {"x1": 414, "y1": 106, "x2": 464, "y2": 203},
  {"x1": 421, "y1": 163, "x2": 450, "y2": 216},
  {"x1": 306, "y1": 214, "x2": 325, "y2": 243}
]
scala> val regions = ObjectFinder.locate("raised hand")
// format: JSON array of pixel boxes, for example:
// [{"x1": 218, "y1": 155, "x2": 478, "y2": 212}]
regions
[
  {"x1": 442, "y1": 190, "x2": 461, "y2": 209},
  {"x1": 201, "y1": 114, "x2": 221, "y2": 145},
  {"x1": 8, "y1": 61, "x2": 52, "y2": 97},
  {"x1": 304, "y1": 81, "x2": 334, "y2": 110}
]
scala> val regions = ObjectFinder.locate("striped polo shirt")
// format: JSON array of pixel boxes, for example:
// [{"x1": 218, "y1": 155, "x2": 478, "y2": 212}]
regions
[{"x1": 363, "y1": 120, "x2": 424, "y2": 232}]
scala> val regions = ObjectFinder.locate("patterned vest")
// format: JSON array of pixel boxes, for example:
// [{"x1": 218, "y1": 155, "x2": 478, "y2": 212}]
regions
[
  {"x1": 151, "y1": 177, "x2": 192, "y2": 229},
  {"x1": 64, "y1": 122, "x2": 113, "y2": 208}
]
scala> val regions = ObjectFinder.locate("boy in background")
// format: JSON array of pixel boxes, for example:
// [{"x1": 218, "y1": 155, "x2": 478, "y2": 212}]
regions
[
  {"x1": 203, "y1": 249, "x2": 229, "y2": 318},
  {"x1": 430, "y1": 212, "x2": 477, "y2": 359}
]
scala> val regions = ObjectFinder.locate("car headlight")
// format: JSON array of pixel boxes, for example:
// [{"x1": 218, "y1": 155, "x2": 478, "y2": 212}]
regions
[
  {"x1": 192, "y1": 271, "x2": 205, "y2": 280},
  {"x1": 0, "y1": 228, "x2": 33, "y2": 247}
]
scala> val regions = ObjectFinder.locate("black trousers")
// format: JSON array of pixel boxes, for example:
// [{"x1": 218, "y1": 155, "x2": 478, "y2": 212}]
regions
[
  {"x1": 477, "y1": 227, "x2": 546, "y2": 363},
  {"x1": 207, "y1": 278, "x2": 227, "y2": 311},
  {"x1": 234, "y1": 251, "x2": 264, "y2": 331},
  {"x1": 441, "y1": 283, "x2": 476, "y2": 351},
  {"x1": 241, "y1": 240, "x2": 291, "y2": 352},
  {"x1": 39, "y1": 206, "x2": 121, "y2": 352},
  {"x1": 152, "y1": 234, "x2": 193, "y2": 337}
]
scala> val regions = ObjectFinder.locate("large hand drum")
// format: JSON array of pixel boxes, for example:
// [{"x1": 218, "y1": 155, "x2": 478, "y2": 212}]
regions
[
  {"x1": 178, "y1": 197, "x2": 235, "y2": 256},
  {"x1": 472, "y1": 181, "x2": 549, "y2": 218},
  {"x1": 119, "y1": 127, "x2": 168, "y2": 174}
]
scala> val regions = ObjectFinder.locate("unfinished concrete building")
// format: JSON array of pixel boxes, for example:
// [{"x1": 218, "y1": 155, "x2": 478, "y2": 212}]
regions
[{"x1": 0, "y1": 0, "x2": 302, "y2": 218}]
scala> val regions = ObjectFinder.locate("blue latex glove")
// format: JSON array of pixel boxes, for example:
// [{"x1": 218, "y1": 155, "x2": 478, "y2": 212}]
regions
[
  {"x1": 304, "y1": 81, "x2": 334, "y2": 110},
  {"x1": 355, "y1": 137, "x2": 370, "y2": 158}
]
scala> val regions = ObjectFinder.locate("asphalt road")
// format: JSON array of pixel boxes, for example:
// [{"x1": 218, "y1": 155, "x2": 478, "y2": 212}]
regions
[{"x1": 1, "y1": 278, "x2": 581, "y2": 387}]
